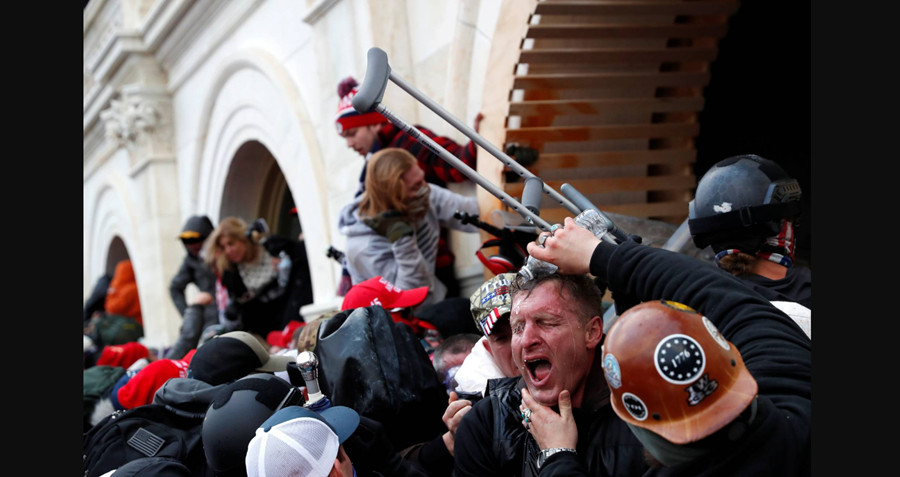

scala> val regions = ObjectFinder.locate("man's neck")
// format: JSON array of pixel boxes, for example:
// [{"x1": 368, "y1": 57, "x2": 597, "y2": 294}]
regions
[
  {"x1": 747, "y1": 259, "x2": 787, "y2": 280},
  {"x1": 577, "y1": 352, "x2": 610, "y2": 411}
]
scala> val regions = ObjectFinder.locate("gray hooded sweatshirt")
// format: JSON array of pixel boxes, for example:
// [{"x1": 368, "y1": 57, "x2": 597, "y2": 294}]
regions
[{"x1": 337, "y1": 184, "x2": 479, "y2": 307}]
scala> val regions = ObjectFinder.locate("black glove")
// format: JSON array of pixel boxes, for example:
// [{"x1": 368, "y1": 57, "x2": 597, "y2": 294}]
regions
[
  {"x1": 363, "y1": 210, "x2": 414, "y2": 243},
  {"x1": 262, "y1": 235, "x2": 292, "y2": 256},
  {"x1": 246, "y1": 217, "x2": 269, "y2": 243},
  {"x1": 505, "y1": 143, "x2": 539, "y2": 167},
  {"x1": 326, "y1": 246, "x2": 345, "y2": 263}
]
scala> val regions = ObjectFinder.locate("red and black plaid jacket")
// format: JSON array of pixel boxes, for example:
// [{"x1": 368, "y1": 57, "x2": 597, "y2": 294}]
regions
[
  {"x1": 354, "y1": 123, "x2": 478, "y2": 275},
  {"x1": 373, "y1": 122, "x2": 478, "y2": 187}
]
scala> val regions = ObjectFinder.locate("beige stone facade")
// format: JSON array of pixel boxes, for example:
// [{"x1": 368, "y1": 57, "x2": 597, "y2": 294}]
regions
[{"x1": 84, "y1": 0, "x2": 523, "y2": 350}]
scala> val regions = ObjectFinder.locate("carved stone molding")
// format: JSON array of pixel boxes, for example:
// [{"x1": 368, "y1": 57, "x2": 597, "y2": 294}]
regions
[{"x1": 99, "y1": 88, "x2": 174, "y2": 162}]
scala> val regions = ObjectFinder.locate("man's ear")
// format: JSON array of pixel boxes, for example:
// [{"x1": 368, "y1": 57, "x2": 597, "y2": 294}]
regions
[
  {"x1": 328, "y1": 459, "x2": 343, "y2": 477},
  {"x1": 482, "y1": 338, "x2": 493, "y2": 356},
  {"x1": 584, "y1": 315, "x2": 603, "y2": 349}
]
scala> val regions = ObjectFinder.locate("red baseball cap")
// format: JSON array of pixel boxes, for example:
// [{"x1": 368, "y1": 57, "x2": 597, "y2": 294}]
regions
[
  {"x1": 341, "y1": 276, "x2": 428, "y2": 312},
  {"x1": 96, "y1": 341, "x2": 150, "y2": 368},
  {"x1": 266, "y1": 320, "x2": 306, "y2": 349}
]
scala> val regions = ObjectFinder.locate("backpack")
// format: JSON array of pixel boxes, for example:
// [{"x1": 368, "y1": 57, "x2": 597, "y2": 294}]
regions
[
  {"x1": 82, "y1": 378, "x2": 220, "y2": 477},
  {"x1": 104, "y1": 456, "x2": 192, "y2": 476},
  {"x1": 84, "y1": 365, "x2": 127, "y2": 433},
  {"x1": 93, "y1": 313, "x2": 144, "y2": 347},
  {"x1": 314, "y1": 305, "x2": 448, "y2": 452}
]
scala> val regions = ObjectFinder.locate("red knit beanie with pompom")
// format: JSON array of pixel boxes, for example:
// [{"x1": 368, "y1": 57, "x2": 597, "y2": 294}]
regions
[{"x1": 335, "y1": 76, "x2": 387, "y2": 133}]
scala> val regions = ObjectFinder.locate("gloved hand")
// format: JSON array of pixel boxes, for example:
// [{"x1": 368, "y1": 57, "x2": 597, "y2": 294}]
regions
[
  {"x1": 505, "y1": 143, "x2": 539, "y2": 167},
  {"x1": 406, "y1": 185, "x2": 430, "y2": 221},
  {"x1": 363, "y1": 210, "x2": 414, "y2": 243},
  {"x1": 246, "y1": 217, "x2": 269, "y2": 242}
]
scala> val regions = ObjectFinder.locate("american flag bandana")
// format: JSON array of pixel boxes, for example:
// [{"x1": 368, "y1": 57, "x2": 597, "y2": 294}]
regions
[
  {"x1": 715, "y1": 220, "x2": 796, "y2": 268},
  {"x1": 481, "y1": 307, "x2": 503, "y2": 336}
]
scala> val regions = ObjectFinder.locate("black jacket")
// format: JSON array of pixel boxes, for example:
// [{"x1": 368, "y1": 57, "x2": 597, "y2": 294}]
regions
[
  {"x1": 168, "y1": 253, "x2": 218, "y2": 316},
  {"x1": 221, "y1": 236, "x2": 314, "y2": 336},
  {"x1": 588, "y1": 239, "x2": 811, "y2": 476},
  {"x1": 453, "y1": 374, "x2": 648, "y2": 477},
  {"x1": 737, "y1": 264, "x2": 812, "y2": 309},
  {"x1": 263, "y1": 236, "x2": 314, "y2": 328}
]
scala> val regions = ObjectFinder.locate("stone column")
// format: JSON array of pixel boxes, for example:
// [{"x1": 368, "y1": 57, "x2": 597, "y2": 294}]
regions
[{"x1": 100, "y1": 76, "x2": 183, "y2": 351}]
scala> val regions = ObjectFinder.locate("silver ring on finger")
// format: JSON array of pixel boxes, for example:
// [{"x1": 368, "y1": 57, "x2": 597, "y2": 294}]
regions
[
  {"x1": 549, "y1": 223, "x2": 563, "y2": 235},
  {"x1": 538, "y1": 234, "x2": 549, "y2": 248}
]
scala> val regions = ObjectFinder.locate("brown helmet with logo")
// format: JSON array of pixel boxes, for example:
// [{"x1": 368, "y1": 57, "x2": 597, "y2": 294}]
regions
[{"x1": 601, "y1": 299, "x2": 758, "y2": 445}]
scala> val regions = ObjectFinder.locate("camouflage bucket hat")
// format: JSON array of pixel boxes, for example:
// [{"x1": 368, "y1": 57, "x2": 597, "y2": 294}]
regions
[{"x1": 469, "y1": 273, "x2": 516, "y2": 337}]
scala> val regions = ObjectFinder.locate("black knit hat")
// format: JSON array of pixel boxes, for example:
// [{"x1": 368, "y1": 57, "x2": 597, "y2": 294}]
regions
[{"x1": 178, "y1": 215, "x2": 214, "y2": 241}]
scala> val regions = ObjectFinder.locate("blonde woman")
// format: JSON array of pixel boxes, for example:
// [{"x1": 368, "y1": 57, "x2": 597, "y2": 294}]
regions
[{"x1": 204, "y1": 217, "x2": 312, "y2": 338}]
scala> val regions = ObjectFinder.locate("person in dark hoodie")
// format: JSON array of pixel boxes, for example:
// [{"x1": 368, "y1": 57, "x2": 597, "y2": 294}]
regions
[
  {"x1": 516, "y1": 215, "x2": 811, "y2": 476},
  {"x1": 166, "y1": 215, "x2": 219, "y2": 360}
]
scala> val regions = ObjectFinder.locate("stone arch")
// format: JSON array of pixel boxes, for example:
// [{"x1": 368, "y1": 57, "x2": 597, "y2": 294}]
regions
[
  {"x1": 191, "y1": 48, "x2": 334, "y2": 304},
  {"x1": 215, "y1": 139, "x2": 299, "y2": 240},
  {"x1": 105, "y1": 236, "x2": 130, "y2": 276},
  {"x1": 85, "y1": 174, "x2": 141, "y2": 299}
]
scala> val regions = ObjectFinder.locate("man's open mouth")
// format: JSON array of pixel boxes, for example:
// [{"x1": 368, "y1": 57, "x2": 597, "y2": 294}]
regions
[{"x1": 524, "y1": 357, "x2": 552, "y2": 385}]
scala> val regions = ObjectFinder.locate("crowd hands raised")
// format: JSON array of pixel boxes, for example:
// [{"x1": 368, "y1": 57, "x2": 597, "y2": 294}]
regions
[{"x1": 83, "y1": 70, "x2": 810, "y2": 477}]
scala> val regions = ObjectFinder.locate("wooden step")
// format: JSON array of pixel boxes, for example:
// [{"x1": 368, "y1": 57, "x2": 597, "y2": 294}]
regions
[
  {"x1": 528, "y1": 201, "x2": 692, "y2": 224},
  {"x1": 534, "y1": 1, "x2": 739, "y2": 17},
  {"x1": 518, "y1": 46, "x2": 718, "y2": 65},
  {"x1": 525, "y1": 23, "x2": 728, "y2": 39},
  {"x1": 503, "y1": 173, "x2": 696, "y2": 197},
  {"x1": 512, "y1": 71, "x2": 710, "y2": 90},
  {"x1": 509, "y1": 97, "x2": 704, "y2": 117},
  {"x1": 505, "y1": 122, "x2": 700, "y2": 144},
  {"x1": 522, "y1": 149, "x2": 696, "y2": 172}
]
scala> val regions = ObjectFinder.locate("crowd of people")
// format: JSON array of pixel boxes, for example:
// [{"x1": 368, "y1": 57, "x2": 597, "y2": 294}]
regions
[{"x1": 83, "y1": 72, "x2": 812, "y2": 477}]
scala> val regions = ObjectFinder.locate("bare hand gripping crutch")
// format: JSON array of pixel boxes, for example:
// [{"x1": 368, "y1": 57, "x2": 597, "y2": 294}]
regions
[{"x1": 352, "y1": 47, "x2": 629, "y2": 244}]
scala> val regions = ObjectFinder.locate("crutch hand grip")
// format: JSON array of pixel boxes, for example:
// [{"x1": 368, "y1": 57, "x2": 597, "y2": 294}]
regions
[
  {"x1": 353, "y1": 47, "x2": 391, "y2": 113},
  {"x1": 522, "y1": 177, "x2": 544, "y2": 217}
]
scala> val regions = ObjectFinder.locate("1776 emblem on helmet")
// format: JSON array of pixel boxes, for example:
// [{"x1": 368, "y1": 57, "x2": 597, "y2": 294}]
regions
[{"x1": 655, "y1": 334, "x2": 705, "y2": 385}]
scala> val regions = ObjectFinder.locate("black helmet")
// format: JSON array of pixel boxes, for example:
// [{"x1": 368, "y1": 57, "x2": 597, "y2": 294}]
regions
[
  {"x1": 202, "y1": 373, "x2": 304, "y2": 476},
  {"x1": 688, "y1": 154, "x2": 801, "y2": 253}
]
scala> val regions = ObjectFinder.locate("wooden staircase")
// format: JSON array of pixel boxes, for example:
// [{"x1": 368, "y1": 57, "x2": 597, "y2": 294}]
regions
[{"x1": 502, "y1": 0, "x2": 740, "y2": 226}]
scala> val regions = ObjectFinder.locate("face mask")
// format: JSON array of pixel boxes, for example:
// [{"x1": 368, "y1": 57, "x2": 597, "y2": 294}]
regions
[
  {"x1": 625, "y1": 397, "x2": 758, "y2": 467},
  {"x1": 406, "y1": 184, "x2": 430, "y2": 220},
  {"x1": 627, "y1": 424, "x2": 712, "y2": 467}
]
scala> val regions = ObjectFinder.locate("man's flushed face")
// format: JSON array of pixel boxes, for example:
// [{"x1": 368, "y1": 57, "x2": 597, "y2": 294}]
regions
[
  {"x1": 339, "y1": 124, "x2": 380, "y2": 156},
  {"x1": 510, "y1": 280, "x2": 602, "y2": 408}
]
